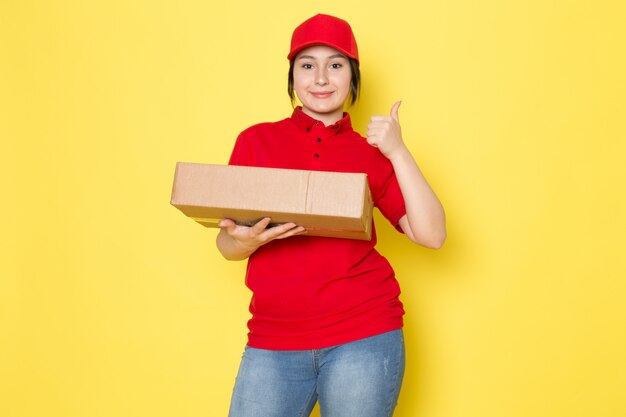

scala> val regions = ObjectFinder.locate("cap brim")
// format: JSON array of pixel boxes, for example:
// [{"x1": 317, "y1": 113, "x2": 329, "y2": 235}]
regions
[{"x1": 288, "y1": 41, "x2": 357, "y2": 62}]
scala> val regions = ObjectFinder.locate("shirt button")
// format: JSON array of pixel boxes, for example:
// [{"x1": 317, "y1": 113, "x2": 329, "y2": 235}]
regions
[
  {"x1": 306, "y1": 128, "x2": 310, "y2": 132},
  {"x1": 314, "y1": 153, "x2": 320, "y2": 158},
  {"x1": 317, "y1": 138, "x2": 322, "y2": 142}
]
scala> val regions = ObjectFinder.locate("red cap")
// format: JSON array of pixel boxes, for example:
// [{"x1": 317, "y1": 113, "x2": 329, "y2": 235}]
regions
[{"x1": 288, "y1": 14, "x2": 359, "y2": 62}]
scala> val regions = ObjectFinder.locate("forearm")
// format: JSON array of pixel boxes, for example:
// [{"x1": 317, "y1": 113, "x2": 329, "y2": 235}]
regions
[{"x1": 390, "y1": 146, "x2": 446, "y2": 248}]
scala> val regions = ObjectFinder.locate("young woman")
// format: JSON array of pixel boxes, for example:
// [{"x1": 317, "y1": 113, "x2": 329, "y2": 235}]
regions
[{"x1": 217, "y1": 14, "x2": 446, "y2": 417}]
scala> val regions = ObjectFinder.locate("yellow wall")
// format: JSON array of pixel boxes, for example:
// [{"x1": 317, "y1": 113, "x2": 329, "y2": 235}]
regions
[{"x1": 2, "y1": 1, "x2": 625, "y2": 416}]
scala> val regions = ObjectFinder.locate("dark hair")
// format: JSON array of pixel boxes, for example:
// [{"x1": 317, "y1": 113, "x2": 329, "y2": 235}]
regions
[{"x1": 287, "y1": 57, "x2": 361, "y2": 108}]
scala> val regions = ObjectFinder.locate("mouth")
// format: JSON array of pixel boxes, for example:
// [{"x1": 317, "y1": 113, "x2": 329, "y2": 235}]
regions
[{"x1": 310, "y1": 91, "x2": 334, "y2": 99}]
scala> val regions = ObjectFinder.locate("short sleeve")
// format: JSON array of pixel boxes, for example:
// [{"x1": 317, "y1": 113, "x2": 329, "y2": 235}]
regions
[
  {"x1": 375, "y1": 170, "x2": 406, "y2": 233},
  {"x1": 228, "y1": 132, "x2": 255, "y2": 166}
]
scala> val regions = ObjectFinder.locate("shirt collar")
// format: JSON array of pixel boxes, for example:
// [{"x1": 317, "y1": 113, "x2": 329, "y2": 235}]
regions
[{"x1": 290, "y1": 106, "x2": 353, "y2": 135}]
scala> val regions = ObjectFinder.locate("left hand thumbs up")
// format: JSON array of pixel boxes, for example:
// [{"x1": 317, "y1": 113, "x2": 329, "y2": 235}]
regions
[
  {"x1": 366, "y1": 101, "x2": 405, "y2": 159},
  {"x1": 390, "y1": 100, "x2": 401, "y2": 122}
]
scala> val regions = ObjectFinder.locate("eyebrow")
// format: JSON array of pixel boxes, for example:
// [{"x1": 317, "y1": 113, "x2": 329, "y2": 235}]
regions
[{"x1": 297, "y1": 53, "x2": 348, "y2": 60}]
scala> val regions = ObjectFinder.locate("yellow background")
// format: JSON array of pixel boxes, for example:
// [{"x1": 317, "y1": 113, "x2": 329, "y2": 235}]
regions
[{"x1": 2, "y1": 1, "x2": 625, "y2": 416}]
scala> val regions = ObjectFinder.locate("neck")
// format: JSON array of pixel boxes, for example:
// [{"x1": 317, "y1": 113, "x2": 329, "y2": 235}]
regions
[{"x1": 301, "y1": 107, "x2": 344, "y2": 126}]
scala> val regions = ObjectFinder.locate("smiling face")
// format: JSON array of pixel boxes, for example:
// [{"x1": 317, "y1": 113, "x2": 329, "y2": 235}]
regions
[{"x1": 292, "y1": 45, "x2": 352, "y2": 126}]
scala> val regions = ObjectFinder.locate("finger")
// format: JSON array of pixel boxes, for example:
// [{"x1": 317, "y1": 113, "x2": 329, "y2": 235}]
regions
[
  {"x1": 259, "y1": 222, "x2": 300, "y2": 241},
  {"x1": 366, "y1": 137, "x2": 379, "y2": 147},
  {"x1": 266, "y1": 222, "x2": 299, "y2": 236},
  {"x1": 366, "y1": 128, "x2": 386, "y2": 137},
  {"x1": 367, "y1": 121, "x2": 388, "y2": 129},
  {"x1": 370, "y1": 115, "x2": 389, "y2": 122},
  {"x1": 250, "y1": 217, "x2": 272, "y2": 234},
  {"x1": 274, "y1": 226, "x2": 307, "y2": 240},
  {"x1": 368, "y1": 120, "x2": 393, "y2": 130},
  {"x1": 390, "y1": 101, "x2": 402, "y2": 122}
]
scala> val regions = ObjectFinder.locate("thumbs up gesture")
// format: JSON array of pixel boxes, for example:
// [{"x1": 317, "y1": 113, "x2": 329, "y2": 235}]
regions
[{"x1": 366, "y1": 101, "x2": 406, "y2": 160}]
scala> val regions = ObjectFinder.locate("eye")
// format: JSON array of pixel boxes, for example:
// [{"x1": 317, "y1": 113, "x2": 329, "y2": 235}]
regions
[
  {"x1": 301, "y1": 63, "x2": 314, "y2": 69},
  {"x1": 330, "y1": 63, "x2": 343, "y2": 69}
]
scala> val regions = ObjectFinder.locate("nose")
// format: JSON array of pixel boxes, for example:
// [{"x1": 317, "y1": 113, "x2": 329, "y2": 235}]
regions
[{"x1": 315, "y1": 68, "x2": 329, "y2": 86}]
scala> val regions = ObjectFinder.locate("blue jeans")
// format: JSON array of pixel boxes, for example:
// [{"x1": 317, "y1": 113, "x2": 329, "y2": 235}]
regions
[{"x1": 228, "y1": 329, "x2": 405, "y2": 417}]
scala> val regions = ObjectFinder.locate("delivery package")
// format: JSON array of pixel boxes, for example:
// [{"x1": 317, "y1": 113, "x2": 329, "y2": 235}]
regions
[{"x1": 170, "y1": 162, "x2": 373, "y2": 240}]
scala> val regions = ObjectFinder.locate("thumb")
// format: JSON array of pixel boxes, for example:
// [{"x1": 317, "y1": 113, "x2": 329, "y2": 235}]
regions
[
  {"x1": 390, "y1": 101, "x2": 402, "y2": 122},
  {"x1": 218, "y1": 218, "x2": 236, "y2": 229}
]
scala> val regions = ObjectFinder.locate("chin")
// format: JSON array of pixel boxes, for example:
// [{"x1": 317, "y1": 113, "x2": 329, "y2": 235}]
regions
[{"x1": 311, "y1": 104, "x2": 341, "y2": 114}]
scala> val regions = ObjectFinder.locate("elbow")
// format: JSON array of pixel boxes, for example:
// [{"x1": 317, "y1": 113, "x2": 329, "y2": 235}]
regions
[
  {"x1": 401, "y1": 210, "x2": 447, "y2": 249},
  {"x1": 410, "y1": 229, "x2": 446, "y2": 249},
  {"x1": 426, "y1": 231, "x2": 446, "y2": 249},
  {"x1": 420, "y1": 234, "x2": 446, "y2": 249},
  {"x1": 422, "y1": 216, "x2": 447, "y2": 249}
]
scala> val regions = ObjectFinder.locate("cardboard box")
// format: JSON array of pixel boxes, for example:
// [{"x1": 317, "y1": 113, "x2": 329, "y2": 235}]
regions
[{"x1": 170, "y1": 162, "x2": 373, "y2": 240}]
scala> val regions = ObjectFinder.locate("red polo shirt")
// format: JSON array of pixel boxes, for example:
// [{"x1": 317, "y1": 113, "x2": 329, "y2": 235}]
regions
[{"x1": 229, "y1": 107, "x2": 406, "y2": 350}]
